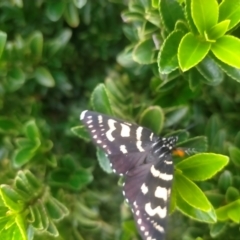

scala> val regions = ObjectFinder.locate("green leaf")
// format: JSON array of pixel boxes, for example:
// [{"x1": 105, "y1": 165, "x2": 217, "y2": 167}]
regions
[
  {"x1": 45, "y1": 197, "x2": 69, "y2": 221},
  {"x1": 15, "y1": 215, "x2": 27, "y2": 240},
  {"x1": 97, "y1": 148, "x2": 112, "y2": 174},
  {"x1": 28, "y1": 31, "x2": 43, "y2": 62},
  {"x1": 6, "y1": 67, "x2": 25, "y2": 92},
  {"x1": 208, "y1": 20, "x2": 230, "y2": 40},
  {"x1": 0, "y1": 117, "x2": 18, "y2": 133},
  {"x1": 24, "y1": 120, "x2": 39, "y2": 140},
  {"x1": 46, "y1": 0, "x2": 65, "y2": 21},
  {"x1": 229, "y1": 146, "x2": 240, "y2": 167},
  {"x1": 216, "y1": 199, "x2": 240, "y2": 223},
  {"x1": 176, "y1": 189, "x2": 216, "y2": 223},
  {"x1": 13, "y1": 139, "x2": 41, "y2": 167},
  {"x1": 185, "y1": 0, "x2": 198, "y2": 34},
  {"x1": 45, "y1": 219, "x2": 58, "y2": 237},
  {"x1": 211, "y1": 35, "x2": 240, "y2": 69},
  {"x1": 219, "y1": 0, "x2": 240, "y2": 30},
  {"x1": 158, "y1": 30, "x2": 184, "y2": 74},
  {"x1": 71, "y1": 125, "x2": 91, "y2": 142},
  {"x1": 218, "y1": 170, "x2": 233, "y2": 193},
  {"x1": 164, "y1": 106, "x2": 188, "y2": 128},
  {"x1": 192, "y1": 0, "x2": 218, "y2": 35},
  {"x1": 35, "y1": 67, "x2": 55, "y2": 87},
  {"x1": 196, "y1": 55, "x2": 224, "y2": 85},
  {"x1": 175, "y1": 172, "x2": 212, "y2": 211},
  {"x1": 176, "y1": 136, "x2": 208, "y2": 153},
  {"x1": 0, "y1": 185, "x2": 24, "y2": 212},
  {"x1": 0, "y1": 31, "x2": 7, "y2": 59},
  {"x1": 176, "y1": 153, "x2": 229, "y2": 181},
  {"x1": 64, "y1": 3, "x2": 80, "y2": 28},
  {"x1": 0, "y1": 221, "x2": 27, "y2": 240},
  {"x1": 205, "y1": 114, "x2": 221, "y2": 145},
  {"x1": 178, "y1": 33, "x2": 211, "y2": 71},
  {"x1": 210, "y1": 222, "x2": 227, "y2": 238},
  {"x1": 73, "y1": 0, "x2": 87, "y2": 9},
  {"x1": 139, "y1": 106, "x2": 164, "y2": 134},
  {"x1": 91, "y1": 83, "x2": 112, "y2": 115},
  {"x1": 132, "y1": 38, "x2": 156, "y2": 64},
  {"x1": 151, "y1": 0, "x2": 159, "y2": 9},
  {"x1": 226, "y1": 186, "x2": 240, "y2": 202},
  {"x1": 159, "y1": 0, "x2": 185, "y2": 31},
  {"x1": 212, "y1": 55, "x2": 240, "y2": 82}
]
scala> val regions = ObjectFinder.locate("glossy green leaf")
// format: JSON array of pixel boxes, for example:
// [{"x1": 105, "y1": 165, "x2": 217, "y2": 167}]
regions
[
  {"x1": 211, "y1": 35, "x2": 240, "y2": 69},
  {"x1": 178, "y1": 33, "x2": 211, "y2": 71},
  {"x1": 0, "y1": 185, "x2": 24, "y2": 211},
  {"x1": 73, "y1": 0, "x2": 87, "y2": 9},
  {"x1": 35, "y1": 67, "x2": 55, "y2": 87},
  {"x1": 132, "y1": 38, "x2": 156, "y2": 64},
  {"x1": 97, "y1": 148, "x2": 112, "y2": 174},
  {"x1": 64, "y1": 3, "x2": 80, "y2": 27},
  {"x1": 226, "y1": 186, "x2": 239, "y2": 202},
  {"x1": 218, "y1": 170, "x2": 233, "y2": 193},
  {"x1": 71, "y1": 125, "x2": 91, "y2": 142},
  {"x1": 176, "y1": 136, "x2": 208, "y2": 153},
  {"x1": 212, "y1": 55, "x2": 240, "y2": 82},
  {"x1": 6, "y1": 67, "x2": 25, "y2": 92},
  {"x1": 151, "y1": 0, "x2": 159, "y2": 8},
  {"x1": 158, "y1": 30, "x2": 184, "y2": 74},
  {"x1": 15, "y1": 215, "x2": 27, "y2": 240},
  {"x1": 0, "y1": 220, "x2": 27, "y2": 240},
  {"x1": 160, "y1": 0, "x2": 185, "y2": 31},
  {"x1": 229, "y1": 146, "x2": 240, "y2": 167},
  {"x1": 46, "y1": 220, "x2": 58, "y2": 237},
  {"x1": 164, "y1": 106, "x2": 188, "y2": 128},
  {"x1": 205, "y1": 191, "x2": 225, "y2": 208},
  {"x1": 210, "y1": 222, "x2": 227, "y2": 238},
  {"x1": 24, "y1": 120, "x2": 39, "y2": 140},
  {"x1": 175, "y1": 172, "x2": 212, "y2": 211},
  {"x1": 219, "y1": 0, "x2": 240, "y2": 30},
  {"x1": 121, "y1": 11, "x2": 144, "y2": 23},
  {"x1": 185, "y1": 0, "x2": 198, "y2": 34},
  {"x1": 46, "y1": 0, "x2": 65, "y2": 21},
  {"x1": 176, "y1": 190, "x2": 216, "y2": 223},
  {"x1": 0, "y1": 31, "x2": 7, "y2": 58},
  {"x1": 24, "y1": 170, "x2": 41, "y2": 190},
  {"x1": 216, "y1": 199, "x2": 240, "y2": 223},
  {"x1": 176, "y1": 153, "x2": 229, "y2": 181},
  {"x1": 45, "y1": 197, "x2": 69, "y2": 221},
  {"x1": 205, "y1": 114, "x2": 221, "y2": 145},
  {"x1": 192, "y1": 0, "x2": 218, "y2": 35},
  {"x1": 208, "y1": 20, "x2": 230, "y2": 40},
  {"x1": 139, "y1": 106, "x2": 164, "y2": 134},
  {"x1": 196, "y1": 56, "x2": 224, "y2": 85},
  {"x1": 28, "y1": 31, "x2": 43, "y2": 61},
  {"x1": 91, "y1": 83, "x2": 112, "y2": 115},
  {"x1": 37, "y1": 201, "x2": 49, "y2": 230},
  {"x1": 30, "y1": 205, "x2": 43, "y2": 230},
  {"x1": 13, "y1": 139, "x2": 41, "y2": 167}
]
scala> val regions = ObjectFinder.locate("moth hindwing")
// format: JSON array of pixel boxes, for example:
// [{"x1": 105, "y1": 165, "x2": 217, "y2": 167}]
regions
[{"x1": 80, "y1": 110, "x2": 178, "y2": 240}]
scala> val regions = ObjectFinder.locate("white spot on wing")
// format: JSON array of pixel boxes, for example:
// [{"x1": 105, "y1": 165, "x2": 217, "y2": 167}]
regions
[
  {"x1": 98, "y1": 115, "x2": 103, "y2": 123},
  {"x1": 155, "y1": 186, "x2": 168, "y2": 201},
  {"x1": 150, "y1": 165, "x2": 173, "y2": 181},
  {"x1": 80, "y1": 110, "x2": 88, "y2": 120},
  {"x1": 136, "y1": 141, "x2": 144, "y2": 152},
  {"x1": 120, "y1": 145, "x2": 128, "y2": 154},
  {"x1": 150, "y1": 132, "x2": 154, "y2": 141},
  {"x1": 136, "y1": 127, "x2": 143, "y2": 140},
  {"x1": 141, "y1": 183, "x2": 148, "y2": 195},
  {"x1": 106, "y1": 119, "x2": 116, "y2": 141},
  {"x1": 120, "y1": 123, "x2": 131, "y2": 137},
  {"x1": 145, "y1": 202, "x2": 167, "y2": 218},
  {"x1": 137, "y1": 218, "x2": 142, "y2": 224}
]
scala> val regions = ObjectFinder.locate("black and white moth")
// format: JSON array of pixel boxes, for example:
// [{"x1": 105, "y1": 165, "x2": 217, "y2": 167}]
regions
[{"x1": 80, "y1": 110, "x2": 184, "y2": 240}]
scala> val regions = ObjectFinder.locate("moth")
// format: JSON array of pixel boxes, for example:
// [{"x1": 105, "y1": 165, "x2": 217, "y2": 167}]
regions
[{"x1": 80, "y1": 110, "x2": 186, "y2": 240}]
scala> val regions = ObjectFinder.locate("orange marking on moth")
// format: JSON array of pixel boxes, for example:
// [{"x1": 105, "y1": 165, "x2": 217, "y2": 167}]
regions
[{"x1": 172, "y1": 149, "x2": 185, "y2": 157}]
